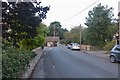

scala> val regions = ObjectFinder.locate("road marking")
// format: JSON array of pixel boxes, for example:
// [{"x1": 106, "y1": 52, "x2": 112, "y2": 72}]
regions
[{"x1": 53, "y1": 66, "x2": 55, "y2": 68}]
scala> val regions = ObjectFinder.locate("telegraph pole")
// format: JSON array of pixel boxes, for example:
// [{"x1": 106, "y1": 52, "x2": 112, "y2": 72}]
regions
[
  {"x1": 79, "y1": 24, "x2": 82, "y2": 49},
  {"x1": 119, "y1": 1, "x2": 120, "y2": 45},
  {"x1": 54, "y1": 24, "x2": 55, "y2": 46},
  {"x1": 118, "y1": 12, "x2": 120, "y2": 45},
  {"x1": 118, "y1": 1, "x2": 120, "y2": 78}
]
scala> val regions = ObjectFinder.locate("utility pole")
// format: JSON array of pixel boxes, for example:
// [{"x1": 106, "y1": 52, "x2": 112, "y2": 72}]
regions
[
  {"x1": 79, "y1": 24, "x2": 82, "y2": 49},
  {"x1": 118, "y1": 2, "x2": 120, "y2": 78},
  {"x1": 118, "y1": 1, "x2": 120, "y2": 45},
  {"x1": 118, "y1": 12, "x2": 120, "y2": 45},
  {"x1": 53, "y1": 24, "x2": 55, "y2": 46}
]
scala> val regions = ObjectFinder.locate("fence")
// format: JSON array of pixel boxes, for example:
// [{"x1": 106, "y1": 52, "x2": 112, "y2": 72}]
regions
[{"x1": 80, "y1": 45, "x2": 94, "y2": 50}]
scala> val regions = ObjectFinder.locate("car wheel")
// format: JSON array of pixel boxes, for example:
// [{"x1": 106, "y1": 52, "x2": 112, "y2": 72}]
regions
[{"x1": 110, "y1": 56, "x2": 116, "y2": 63}]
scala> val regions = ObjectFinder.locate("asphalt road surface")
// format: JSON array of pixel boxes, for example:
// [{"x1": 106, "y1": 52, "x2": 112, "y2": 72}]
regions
[{"x1": 31, "y1": 45, "x2": 119, "y2": 79}]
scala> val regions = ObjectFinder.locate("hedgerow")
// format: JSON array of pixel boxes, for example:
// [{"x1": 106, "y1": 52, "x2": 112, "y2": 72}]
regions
[{"x1": 2, "y1": 46, "x2": 36, "y2": 79}]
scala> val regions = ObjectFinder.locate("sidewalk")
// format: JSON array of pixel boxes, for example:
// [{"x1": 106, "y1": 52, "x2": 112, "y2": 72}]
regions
[
  {"x1": 81, "y1": 50, "x2": 110, "y2": 58},
  {"x1": 43, "y1": 47, "x2": 52, "y2": 51}
]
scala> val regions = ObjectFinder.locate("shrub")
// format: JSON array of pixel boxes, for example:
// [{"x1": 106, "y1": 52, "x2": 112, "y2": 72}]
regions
[
  {"x1": 2, "y1": 46, "x2": 36, "y2": 79},
  {"x1": 19, "y1": 39, "x2": 37, "y2": 50},
  {"x1": 104, "y1": 40, "x2": 116, "y2": 51}
]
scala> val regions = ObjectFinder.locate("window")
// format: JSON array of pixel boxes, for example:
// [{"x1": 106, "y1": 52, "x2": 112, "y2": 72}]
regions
[{"x1": 115, "y1": 46, "x2": 120, "y2": 51}]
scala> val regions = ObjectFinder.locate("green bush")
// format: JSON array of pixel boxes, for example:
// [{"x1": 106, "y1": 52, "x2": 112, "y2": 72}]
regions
[
  {"x1": 104, "y1": 40, "x2": 116, "y2": 51},
  {"x1": 2, "y1": 46, "x2": 36, "y2": 79},
  {"x1": 19, "y1": 39, "x2": 37, "y2": 50}
]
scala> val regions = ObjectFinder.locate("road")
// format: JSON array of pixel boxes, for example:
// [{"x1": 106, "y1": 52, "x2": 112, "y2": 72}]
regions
[{"x1": 31, "y1": 45, "x2": 119, "y2": 79}]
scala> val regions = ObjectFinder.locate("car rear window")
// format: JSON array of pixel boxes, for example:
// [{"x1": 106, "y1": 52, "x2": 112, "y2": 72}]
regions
[
  {"x1": 115, "y1": 46, "x2": 120, "y2": 51},
  {"x1": 73, "y1": 43, "x2": 79, "y2": 46}
]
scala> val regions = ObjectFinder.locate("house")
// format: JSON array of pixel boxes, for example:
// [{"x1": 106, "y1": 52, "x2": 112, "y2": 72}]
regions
[{"x1": 45, "y1": 36, "x2": 60, "y2": 47}]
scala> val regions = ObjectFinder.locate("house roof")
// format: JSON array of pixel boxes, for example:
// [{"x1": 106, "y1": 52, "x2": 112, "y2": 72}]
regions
[{"x1": 45, "y1": 36, "x2": 59, "y2": 42}]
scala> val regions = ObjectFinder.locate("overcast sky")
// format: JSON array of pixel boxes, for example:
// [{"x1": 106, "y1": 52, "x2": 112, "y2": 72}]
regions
[
  {"x1": 2, "y1": 0, "x2": 120, "y2": 30},
  {"x1": 40, "y1": 0, "x2": 120, "y2": 30}
]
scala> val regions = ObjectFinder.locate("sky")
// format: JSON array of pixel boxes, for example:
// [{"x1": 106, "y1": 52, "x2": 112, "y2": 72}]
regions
[
  {"x1": 40, "y1": 0, "x2": 120, "y2": 31},
  {"x1": 2, "y1": 0, "x2": 120, "y2": 31}
]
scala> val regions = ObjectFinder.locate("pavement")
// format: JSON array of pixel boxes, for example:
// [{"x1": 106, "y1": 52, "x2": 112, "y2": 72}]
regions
[
  {"x1": 43, "y1": 47, "x2": 52, "y2": 51},
  {"x1": 81, "y1": 50, "x2": 110, "y2": 58}
]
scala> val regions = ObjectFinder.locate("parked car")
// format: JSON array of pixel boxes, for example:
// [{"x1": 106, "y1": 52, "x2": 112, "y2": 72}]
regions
[
  {"x1": 70, "y1": 43, "x2": 80, "y2": 50},
  {"x1": 110, "y1": 45, "x2": 120, "y2": 63},
  {"x1": 67, "y1": 44, "x2": 71, "y2": 49}
]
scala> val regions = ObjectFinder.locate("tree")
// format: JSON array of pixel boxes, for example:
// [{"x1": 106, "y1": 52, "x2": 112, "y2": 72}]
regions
[
  {"x1": 35, "y1": 23, "x2": 49, "y2": 47},
  {"x1": 70, "y1": 27, "x2": 80, "y2": 43},
  {"x1": 48, "y1": 21, "x2": 68, "y2": 39},
  {"x1": 85, "y1": 4, "x2": 114, "y2": 48},
  {"x1": 106, "y1": 22, "x2": 118, "y2": 41},
  {"x1": 2, "y1": 1, "x2": 50, "y2": 47},
  {"x1": 19, "y1": 23, "x2": 49, "y2": 50},
  {"x1": 64, "y1": 26, "x2": 87, "y2": 44}
]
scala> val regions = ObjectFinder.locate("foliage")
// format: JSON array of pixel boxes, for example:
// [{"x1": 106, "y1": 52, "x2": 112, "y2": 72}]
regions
[
  {"x1": 19, "y1": 23, "x2": 49, "y2": 50},
  {"x1": 35, "y1": 23, "x2": 49, "y2": 46},
  {"x1": 85, "y1": 4, "x2": 114, "y2": 48},
  {"x1": 2, "y1": 46, "x2": 36, "y2": 78},
  {"x1": 81, "y1": 28, "x2": 88, "y2": 44},
  {"x1": 19, "y1": 38, "x2": 36, "y2": 50},
  {"x1": 104, "y1": 40, "x2": 116, "y2": 51},
  {"x1": 106, "y1": 22, "x2": 118, "y2": 41},
  {"x1": 48, "y1": 21, "x2": 68, "y2": 39},
  {"x1": 70, "y1": 27, "x2": 80, "y2": 43},
  {"x1": 2, "y1": 1, "x2": 49, "y2": 78},
  {"x1": 2, "y1": 1, "x2": 49, "y2": 47},
  {"x1": 64, "y1": 26, "x2": 87, "y2": 44}
]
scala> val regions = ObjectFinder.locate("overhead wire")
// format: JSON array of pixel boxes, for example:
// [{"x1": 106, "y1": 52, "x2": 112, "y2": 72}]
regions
[{"x1": 62, "y1": 0, "x2": 99, "y2": 22}]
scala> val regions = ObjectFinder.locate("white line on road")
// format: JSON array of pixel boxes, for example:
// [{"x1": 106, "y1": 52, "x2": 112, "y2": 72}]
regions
[
  {"x1": 53, "y1": 66, "x2": 55, "y2": 69},
  {"x1": 44, "y1": 53, "x2": 46, "y2": 55}
]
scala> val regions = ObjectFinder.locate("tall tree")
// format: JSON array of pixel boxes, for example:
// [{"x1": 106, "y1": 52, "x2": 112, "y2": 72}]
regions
[
  {"x1": 64, "y1": 26, "x2": 87, "y2": 44},
  {"x1": 2, "y1": 1, "x2": 49, "y2": 46},
  {"x1": 48, "y1": 21, "x2": 68, "y2": 39},
  {"x1": 35, "y1": 23, "x2": 49, "y2": 47},
  {"x1": 19, "y1": 23, "x2": 49, "y2": 50},
  {"x1": 85, "y1": 4, "x2": 114, "y2": 47}
]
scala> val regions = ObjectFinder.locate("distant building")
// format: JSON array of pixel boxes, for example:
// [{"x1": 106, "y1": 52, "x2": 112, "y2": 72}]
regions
[{"x1": 45, "y1": 36, "x2": 60, "y2": 47}]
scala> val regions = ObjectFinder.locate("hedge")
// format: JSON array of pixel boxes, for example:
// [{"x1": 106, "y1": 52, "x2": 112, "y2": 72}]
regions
[{"x1": 2, "y1": 46, "x2": 36, "y2": 79}]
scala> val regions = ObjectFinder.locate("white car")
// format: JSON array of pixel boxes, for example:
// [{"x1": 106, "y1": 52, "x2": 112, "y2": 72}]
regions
[
  {"x1": 70, "y1": 43, "x2": 80, "y2": 50},
  {"x1": 67, "y1": 44, "x2": 71, "y2": 49}
]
